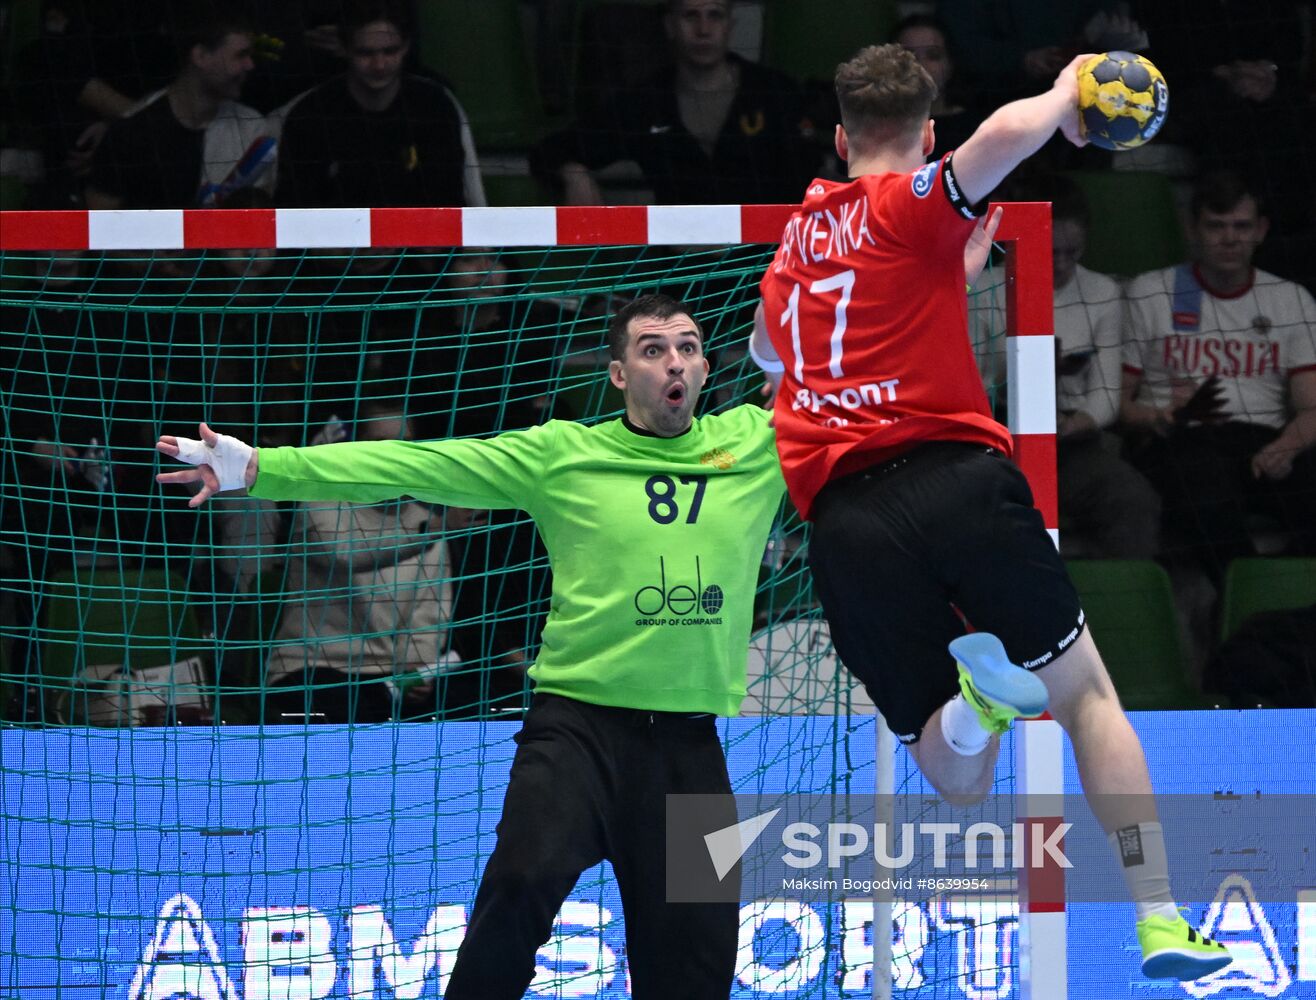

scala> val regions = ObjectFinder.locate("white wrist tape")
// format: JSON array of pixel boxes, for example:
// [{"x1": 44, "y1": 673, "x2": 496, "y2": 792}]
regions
[
  {"x1": 749, "y1": 338, "x2": 785, "y2": 374},
  {"x1": 174, "y1": 433, "x2": 253, "y2": 491}
]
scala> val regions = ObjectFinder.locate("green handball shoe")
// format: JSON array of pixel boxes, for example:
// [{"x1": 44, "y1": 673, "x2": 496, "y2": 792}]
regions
[
  {"x1": 948, "y1": 633, "x2": 1049, "y2": 735},
  {"x1": 1138, "y1": 912, "x2": 1233, "y2": 980}
]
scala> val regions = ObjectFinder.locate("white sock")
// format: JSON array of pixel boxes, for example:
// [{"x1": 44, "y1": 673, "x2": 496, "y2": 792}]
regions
[
  {"x1": 939, "y1": 694, "x2": 991, "y2": 756},
  {"x1": 1109, "y1": 822, "x2": 1179, "y2": 922}
]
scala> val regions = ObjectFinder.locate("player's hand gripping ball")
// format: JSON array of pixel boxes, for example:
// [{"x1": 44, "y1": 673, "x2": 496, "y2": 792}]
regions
[{"x1": 1077, "y1": 51, "x2": 1168, "y2": 150}]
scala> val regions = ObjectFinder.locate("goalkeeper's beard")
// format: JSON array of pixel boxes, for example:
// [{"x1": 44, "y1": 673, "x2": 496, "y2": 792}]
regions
[{"x1": 634, "y1": 384, "x2": 698, "y2": 437}]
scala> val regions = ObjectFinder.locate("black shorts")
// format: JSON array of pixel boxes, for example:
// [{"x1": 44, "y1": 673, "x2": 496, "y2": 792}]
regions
[{"x1": 808, "y1": 442, "x2": 1086, "y2": 744}]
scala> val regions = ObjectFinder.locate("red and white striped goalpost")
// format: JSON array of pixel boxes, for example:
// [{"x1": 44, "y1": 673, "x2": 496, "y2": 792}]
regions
[
  {"x1": 994, "y1": 202, "x2": 1066, "y2": 1000},
  {"x1": 0, "y1": 200, "x2": 1065, "y2": 998}
]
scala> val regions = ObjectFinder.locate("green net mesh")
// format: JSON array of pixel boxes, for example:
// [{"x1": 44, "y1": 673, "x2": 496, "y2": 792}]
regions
[{"x1": 1, "y1": 241, "x2": 1014, "y2": 996}]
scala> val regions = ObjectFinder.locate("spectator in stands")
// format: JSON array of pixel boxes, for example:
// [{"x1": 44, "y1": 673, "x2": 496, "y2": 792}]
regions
[
  {"x1": 892, "y1": 15, "x2": 983, "y2": 161},
  {"x1": 531, "y1": 0, "x2": 818, "y2": 205},
  {"x1": 1137, "y1": 1, "x2": 1304, "y2": 99},
  {"x1": 1142, "y1": 1, "x2": 1316, "y2": 291},
  {"x1": 1122, "y1": 170, "x2": 1316, "y2": 580},
  {"x1": 8, "y1": 0, "x2": 174, "y2": 209},
  {"x1": 274, "y1": 0, "x2": 485, "y2": 209},
  {"x1": 938, "y1": 0, "x2": 1148, "y2": 106},
  {"x1": 972, "y1": 176, "x2": 1160, "y2": 556},
  {"x1": 84, "y1": 4, "x2": 276, "y2": 211},
  {"x1": 263, "y1": 401, "x2": 459, "y2": 723}
]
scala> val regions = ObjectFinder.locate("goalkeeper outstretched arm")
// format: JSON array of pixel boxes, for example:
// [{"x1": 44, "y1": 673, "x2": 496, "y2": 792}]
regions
[
  {"x1": 156, "y1": 422, "x2": 258, "y2": 507},
  {"x1": 158, "y1": 421, "x2": 548, "y2": 512}
]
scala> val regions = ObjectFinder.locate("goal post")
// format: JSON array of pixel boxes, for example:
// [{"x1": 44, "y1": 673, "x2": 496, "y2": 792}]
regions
[{"x1": 0, "y1": 201, "x2": 1061, "y2": 999}]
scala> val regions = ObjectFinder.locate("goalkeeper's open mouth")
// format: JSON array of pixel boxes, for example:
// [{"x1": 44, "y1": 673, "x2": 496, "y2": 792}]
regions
[{"x1": 664, "y1": 381, "x2": 687, "y2": 406}]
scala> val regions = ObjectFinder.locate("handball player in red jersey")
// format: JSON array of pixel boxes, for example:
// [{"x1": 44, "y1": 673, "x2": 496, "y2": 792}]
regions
[{"x1": 750, "y1": 44, "x2": 1232, "y2": 982}]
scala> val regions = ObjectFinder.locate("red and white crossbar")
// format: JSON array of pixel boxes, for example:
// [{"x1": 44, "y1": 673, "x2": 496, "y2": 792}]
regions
[{"x1": 0, "y1": 205, "x2": 793, "y2": 251}]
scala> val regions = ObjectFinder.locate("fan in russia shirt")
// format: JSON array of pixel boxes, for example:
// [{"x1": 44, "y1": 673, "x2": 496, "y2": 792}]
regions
[
  {"x1": 1123, "y1": 263, "x2": 1316, "y2": 430},
  {"x1": 759, "y1": 153, "x2": 1012, "y2": 520}
]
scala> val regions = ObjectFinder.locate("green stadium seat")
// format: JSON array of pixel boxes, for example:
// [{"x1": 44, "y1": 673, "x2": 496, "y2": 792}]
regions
[
  {"x1": 1066, "y1": 559, "x2": 1216, "y2": 710},
  {"x1": 38, "y1": 567, "x2": 209, "y2": 724},
  {"x1": 416, "y1": 0, "x2": 546, "y2": 151},
  {"x1": 761, "y1": 0, "x2": 899, "y2": 83},
  {"x1": 1063, "y1": 170, "x2": 1186, "y2": 279},
  {"x1": 1220, "y1": 557, "x2": 1316, "y2": 642}
]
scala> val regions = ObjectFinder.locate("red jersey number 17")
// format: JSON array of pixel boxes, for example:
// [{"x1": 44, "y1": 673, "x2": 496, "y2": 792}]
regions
[{"x1": 779, "y1": 268, "x2": 856, "y2": 384}]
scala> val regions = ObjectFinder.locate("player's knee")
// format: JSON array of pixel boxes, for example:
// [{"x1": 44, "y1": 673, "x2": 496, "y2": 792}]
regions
[
  {"x1": 922, "y1": 762, "x2": 994, "y2": 806},
  {"x1": 937, "y1": 780, "x2": 993, "y2": 808}
]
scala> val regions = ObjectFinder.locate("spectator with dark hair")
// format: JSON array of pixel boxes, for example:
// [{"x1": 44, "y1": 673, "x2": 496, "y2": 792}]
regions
[
  {"x1": 532, "y1": 0, "x2": 818, "y2": 205},
  {"x1": 8, "y1": 0, "x2": 174, "y2": 209},
  {"x1": 975, "y1": 174, "x2": 1161, "y2": 555},
  {"x1": 892, "y1": 14, "x2": 984, "y2": 161},
  {"x1": 274, "y1": 0, "x2": 485, "y2": 208},
  {"x1": 1122, "y1": 170, "x2": 1316, "y2": 579},
  {"x1": 84, "y1": 3, "x2": 276, "y2": 210}
]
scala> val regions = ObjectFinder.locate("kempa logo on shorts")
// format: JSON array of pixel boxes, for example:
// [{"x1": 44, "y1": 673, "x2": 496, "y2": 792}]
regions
[
  {"x1": 633, "y1": 555, "x2": 724, "y2": 625},
  {"x1": 1025, "y1": 613, "x2": 1085, "y2": 668},
  {"x1": 703, "y1": 809, "x2": 1073, "y2": 880}
]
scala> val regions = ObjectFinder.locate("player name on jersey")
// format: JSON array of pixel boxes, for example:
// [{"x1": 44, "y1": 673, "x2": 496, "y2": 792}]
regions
[{"x1": 775, "y1": 197, "x2": 876, "y2": 270}]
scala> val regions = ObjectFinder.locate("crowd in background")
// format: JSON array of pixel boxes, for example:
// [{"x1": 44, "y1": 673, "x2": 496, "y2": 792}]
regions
[{"x1": 0, "y1": 0, "x2": 1313, "y2": 719}]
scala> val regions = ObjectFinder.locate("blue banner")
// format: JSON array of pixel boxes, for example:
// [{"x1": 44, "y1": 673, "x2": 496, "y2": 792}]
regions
[{"x1": 2, "y1": 711, "x2": 1313, "y2": 998}]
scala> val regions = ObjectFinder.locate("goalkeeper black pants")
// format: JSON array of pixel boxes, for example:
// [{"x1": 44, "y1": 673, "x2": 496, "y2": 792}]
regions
[{"x1": 444, "y1": 692, "x2": 738, "y2": 1000}]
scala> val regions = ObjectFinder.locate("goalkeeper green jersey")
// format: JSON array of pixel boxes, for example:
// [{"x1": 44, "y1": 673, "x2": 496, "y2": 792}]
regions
[{"x1": 252, "y1": 405, "x2": 785, "y2": 716}]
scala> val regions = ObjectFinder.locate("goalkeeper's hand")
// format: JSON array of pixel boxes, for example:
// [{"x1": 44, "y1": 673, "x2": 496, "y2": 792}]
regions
[{"x1": 156, "y1": 422, "x2": 258, "y2": 507}]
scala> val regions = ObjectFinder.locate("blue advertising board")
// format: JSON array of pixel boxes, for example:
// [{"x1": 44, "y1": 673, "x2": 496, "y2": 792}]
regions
[{"x1": 1, "y1": 710, "x2": 1313, "y2": 998}]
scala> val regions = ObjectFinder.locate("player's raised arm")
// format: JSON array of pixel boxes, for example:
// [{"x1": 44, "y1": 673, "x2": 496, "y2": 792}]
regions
[
  {"x1": 950, "y1": 53, "x2": 1094, "y2": 207},
  {"x1": 156, "y1": 422, "x2": 258, "y2": 507}
]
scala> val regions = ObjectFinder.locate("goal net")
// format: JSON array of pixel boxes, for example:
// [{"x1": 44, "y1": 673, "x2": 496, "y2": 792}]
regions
[{"x1": 0, "y1": 202, "x2": 1058, "y2": 998}]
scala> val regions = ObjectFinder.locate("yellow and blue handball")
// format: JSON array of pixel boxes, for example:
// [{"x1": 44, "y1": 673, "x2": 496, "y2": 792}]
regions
[{"x1": 1077, "y1": 51, "x2": 1168, "y2": 151}]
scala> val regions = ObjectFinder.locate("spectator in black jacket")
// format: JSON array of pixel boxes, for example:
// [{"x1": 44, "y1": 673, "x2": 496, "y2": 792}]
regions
[
  {"x1": 532, "y1": 0, "x2": 818, "y2": 205},
  {"x1": 274, "y1": 0, "x2": 485, "y2": 208}
]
